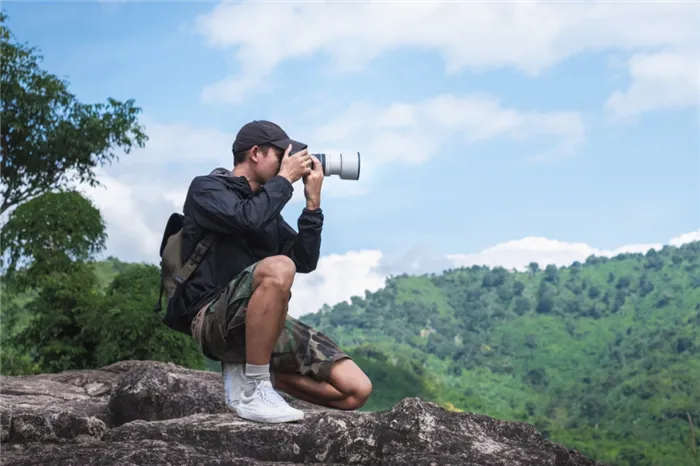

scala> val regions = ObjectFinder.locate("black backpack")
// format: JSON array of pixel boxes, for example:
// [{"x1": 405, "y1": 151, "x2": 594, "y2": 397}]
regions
[{"x1": 153, "y1": 212, "x2": 214, "y2": 334}]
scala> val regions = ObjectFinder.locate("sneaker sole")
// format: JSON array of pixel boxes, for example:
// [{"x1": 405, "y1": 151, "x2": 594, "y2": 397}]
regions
[{"x1": 234, "y1": 406, "x2": 304, "y2": 424}]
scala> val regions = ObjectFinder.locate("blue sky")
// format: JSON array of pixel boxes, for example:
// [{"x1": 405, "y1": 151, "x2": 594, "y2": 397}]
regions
[{"x1": 5, "y1": 1, "x2": 698, "y2": 315}]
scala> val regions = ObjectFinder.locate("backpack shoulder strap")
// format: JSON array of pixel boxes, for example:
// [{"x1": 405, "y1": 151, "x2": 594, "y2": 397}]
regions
[{"x1": 175, "y1": 232, "x2": 215, "y2": 285}]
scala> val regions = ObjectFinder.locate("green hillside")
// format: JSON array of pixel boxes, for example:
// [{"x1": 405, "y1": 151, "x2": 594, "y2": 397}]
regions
[
  {"x1": 2, "y1": 245, "x2": 698, "y2": 465},
  {"x1": 299, "y1": 242, "x2": 700, "y2": 466}
]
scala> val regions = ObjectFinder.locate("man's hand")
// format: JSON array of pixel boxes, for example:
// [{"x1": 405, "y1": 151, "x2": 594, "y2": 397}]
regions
[
  {"x1": 278, "y1": 145, "x2": 312, "y2": 184},
  {"x1": 303, "y1": 154, "x2": 324, "y2": 210}
]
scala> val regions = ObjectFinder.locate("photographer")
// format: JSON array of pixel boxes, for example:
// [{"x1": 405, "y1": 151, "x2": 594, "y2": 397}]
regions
[{"x1": 178, "y1": 120, "x2": 372, "y2": 423}]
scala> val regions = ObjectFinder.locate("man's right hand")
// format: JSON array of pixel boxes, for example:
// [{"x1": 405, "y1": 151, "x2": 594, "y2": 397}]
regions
[{"x1": 278, "y1": 145, "x2": 312, "y2": 184}]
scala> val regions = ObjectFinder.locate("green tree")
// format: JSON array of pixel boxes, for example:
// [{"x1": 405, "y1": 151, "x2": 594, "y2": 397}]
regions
[
  {"x1": 89, "y1": 263, "x2": 206, "y2": 369},
  {"x1": 300, "y1": 240, "x2": 700, "y2": 466},
  {"x1": 1, "y1": 191, "x2": 107, "y2": 374},
  {"x1": 1, "y1": 190, "x2": 106, "y2": 283},
  {"x1": 0, "y1": 13, "x2": 151, "y2": 375},
  {"x1": 0, "y1": 12, "x2": 147, "y2": 217},
  {"x1": 11, "y1": 261, "x2": 103, "y2": 373}
]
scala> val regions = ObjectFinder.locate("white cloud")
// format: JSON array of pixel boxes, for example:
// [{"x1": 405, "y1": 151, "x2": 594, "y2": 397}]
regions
[
  {"x1": 605, "y1": 48, "x2": 700, "y2": 120},
  {"x1": 82, "y1": 88, "x2": 583, "y2": 264},
  {"x1": 192, "y1": 1, "x2": 699, "y2": 116},
  {"x1": 448, "y1": 230, "x2": 700, "y2": 272},
  {"x1": 309, "y1": 93, "x2": 585, "y2": 165},
  {"x1": 289, "y1": 250, "x2": 386, "y2": 318},
  {"x1": 447, "y1": 237, "x2": 659, "y2": 272},
  {"x1": 77, "y1": 118, "x2": 235, "y2": 263},
  {"x1": 83, "y1": 171, "x2": 164, "y2": 263},
  {"x1": 670, "y1": 230, "x2": 700, "y2": 247},
  {"x1": 286, "y1": 229, "x2": 700, "y2": 317}
]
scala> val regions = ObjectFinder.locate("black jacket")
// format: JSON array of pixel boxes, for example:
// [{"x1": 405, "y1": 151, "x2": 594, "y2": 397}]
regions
[{"x1": 168, "y1": 167, "x2": 323, "y2": 327}]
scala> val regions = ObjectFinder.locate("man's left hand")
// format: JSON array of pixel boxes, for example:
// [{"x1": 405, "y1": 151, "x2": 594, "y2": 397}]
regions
[{"x1": 303, "y1": 154, "x2": 324, "y2": 210}]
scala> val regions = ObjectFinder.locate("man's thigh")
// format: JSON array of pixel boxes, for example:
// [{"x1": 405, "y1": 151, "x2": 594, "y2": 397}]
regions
[
  {"x1": 193, "y1": 262, "x2": 352, "y2": 379},
  {"x1": 269, "y1": 315, "x2": 351, "y2": 382},
  {"x1": 193, "y1": 262, "x2": 258, "y2": 363}
]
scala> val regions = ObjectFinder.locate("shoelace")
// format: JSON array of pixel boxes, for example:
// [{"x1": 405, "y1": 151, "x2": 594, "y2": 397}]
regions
[{"x1": 256, "y1": 380, "x2": 288, "y2": 407}]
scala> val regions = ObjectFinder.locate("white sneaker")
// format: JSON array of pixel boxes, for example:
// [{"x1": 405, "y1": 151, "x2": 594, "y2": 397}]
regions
[
  {"x1": 235, "y1": 379, "x2": 304, "y2": 423},
  {"x1": 222, "y1": 363, "x2": 246, "y2": 409},
  {"x1": 223, "y1": 363, "x2": 277, "y2": 409}
]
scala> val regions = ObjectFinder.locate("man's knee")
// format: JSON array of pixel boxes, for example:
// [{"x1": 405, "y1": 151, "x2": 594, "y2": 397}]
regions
[
  {"x1": 330, "y1": 359, "x2": 373, "y2": 410},
  {"x1": 254, "y1": 255, "x2": 296, "y2": 291},
  {"x1": 345, "y1": 376, "x2": 372, "y2": 410}
]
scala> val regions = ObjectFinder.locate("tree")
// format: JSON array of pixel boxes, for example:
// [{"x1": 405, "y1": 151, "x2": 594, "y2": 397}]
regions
[
  {"x1": 0, "y1": 196, "x2": 207, "y2": 374},
  {"x1": 0, "y1": 190, "x2": 106, "y2": 284},
  {"x1": 0, "y1": 190, "x2": 108, "y2": 374},
  {"x1": 88, "y1": 263, "x2": 206, "y2": 370},
  {"x1": 11, "y1": 261, "x2": 104, "y2": 373},
  {"x1": 0, "y1": 12, "x2": 147, "y2": 217}
]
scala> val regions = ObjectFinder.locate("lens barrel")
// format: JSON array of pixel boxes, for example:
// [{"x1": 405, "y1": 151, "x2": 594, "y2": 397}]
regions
[{"x1": 313, "y1": 152, "x2": 361, "y2": 180}]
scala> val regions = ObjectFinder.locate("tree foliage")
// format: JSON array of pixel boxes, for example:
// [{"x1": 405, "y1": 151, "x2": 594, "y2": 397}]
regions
[
  {"x1": 1, "y1": 190, "x2": 107, "y2": 285},
  {"x1": 1, "y1": 258, "x2": 207, "y2": 376},
  {"x1": 88, "y1": 262, "x2": 205, "y2": 369},
  {"x1": 10, "y1": 261, "x2": 104, "y2": 373},
  {"x1": 0, "y1": 14, "x2": 206, "y2": 377},
  {"x1": 301, "y1": 242, "x2": 700, "y2": 466},
  {"x1": 0, "y1": 11, "x2": 147, "y2": 217}
]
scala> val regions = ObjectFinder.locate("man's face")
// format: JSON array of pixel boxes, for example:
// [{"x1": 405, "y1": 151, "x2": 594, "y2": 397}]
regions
[{"x1": 253, "y1": 145, "x2": 284, "y2": 183}]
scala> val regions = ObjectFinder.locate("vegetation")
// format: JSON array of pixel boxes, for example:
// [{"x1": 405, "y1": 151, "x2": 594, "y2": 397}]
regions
[
  {"x1": 3, "y1": 245, "x2": 698, "y2": 465},
  {"x1": 0, "y1": 11, "x2": 146, "y2": 217},
  {"x1": 299, "y1": 244, "x2": 700, "y2": 466},
  {"x1": 0, "y1": 12, "x2": 205, "y2": 375},
  {"x1": 1, "y1": 10, "x2": 697, "y2": 466}
]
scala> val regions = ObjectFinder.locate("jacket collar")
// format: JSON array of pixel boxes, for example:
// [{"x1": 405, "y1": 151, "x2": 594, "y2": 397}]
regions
[{"x1": 209, "y1": 167, "x2": 253, "y2": 197}]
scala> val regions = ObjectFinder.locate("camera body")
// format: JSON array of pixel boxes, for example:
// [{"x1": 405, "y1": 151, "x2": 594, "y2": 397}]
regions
[{"x1": 290, "y1": 150, "x2": 361, "y2": 180}]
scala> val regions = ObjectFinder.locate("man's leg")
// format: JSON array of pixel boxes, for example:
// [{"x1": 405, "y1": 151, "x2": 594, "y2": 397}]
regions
[
  {"x1": 234, "y1": 255, "x2": 305, "y2": 422},
  {"x1": 195, "y1": 255, "x2": 371, "y2": 414},
  {"x1": 267, "y1": 315, "x2": 373, "y2": 411},
  {"x1": 245, "y1": 255, "x2": 294, "y2": 366},
  {"x1": 194, "y1": 255, "x2": 304, "y2": 423},
  {"x1": 274, "y1": 359, "x2": 372, "y2": 410}
]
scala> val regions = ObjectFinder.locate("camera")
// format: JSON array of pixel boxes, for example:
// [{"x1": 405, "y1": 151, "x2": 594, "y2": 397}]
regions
[
  {"x1": 313, "y1": 152, "x2": 361, "y2": 180},
  {"x1": 290, "y1": 150, "x2": 361, "y2": 180}
]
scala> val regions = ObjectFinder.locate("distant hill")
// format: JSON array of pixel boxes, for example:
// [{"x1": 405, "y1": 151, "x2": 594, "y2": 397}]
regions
[
  {"x1": 3, "y1": 245, "x2": 698, "y2": 466},
  {"x1": 299, "y1": 242, "x2": 700, "y2": 466}
]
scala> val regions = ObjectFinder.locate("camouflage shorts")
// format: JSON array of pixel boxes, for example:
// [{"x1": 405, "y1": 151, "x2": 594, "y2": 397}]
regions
[{"x1": 190, "y1": 262, "x2": 350, "y2": 382}]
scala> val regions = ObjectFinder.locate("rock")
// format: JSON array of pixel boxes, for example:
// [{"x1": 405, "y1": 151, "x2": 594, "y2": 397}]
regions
[{"x1": 0, "y1": 360, "x2": 607, "y2": 465}]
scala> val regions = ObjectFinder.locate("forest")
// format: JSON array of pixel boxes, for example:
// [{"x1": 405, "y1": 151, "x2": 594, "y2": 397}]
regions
[
  {"x1": 1, "y1": 11, "x2": 698, "y2": 466},
  {"x1": 299, "y1": 243, "x2": 700, "y2": 466}
]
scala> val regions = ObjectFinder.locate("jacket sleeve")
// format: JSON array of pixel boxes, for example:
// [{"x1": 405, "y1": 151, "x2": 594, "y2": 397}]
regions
[
  {"x1": 278, "y1": 208, "x2": 323, "y2": 273},
  {"x1": 187, "y1": 175, "x2": 293, "y2": 234}
]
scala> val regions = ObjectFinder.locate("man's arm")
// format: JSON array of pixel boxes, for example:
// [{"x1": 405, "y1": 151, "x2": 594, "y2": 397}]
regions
[
  {"x1": 278, "y1": 208, "x2": 323, "y2": 273},
  {"x1": 187, "y1": 175, "x2": 293, "y2": 234}
]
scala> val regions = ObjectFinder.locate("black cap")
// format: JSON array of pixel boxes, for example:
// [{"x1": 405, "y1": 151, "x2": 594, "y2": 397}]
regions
[{"x1": 232, "y1": 120, "x2": 307, "y2": 155}]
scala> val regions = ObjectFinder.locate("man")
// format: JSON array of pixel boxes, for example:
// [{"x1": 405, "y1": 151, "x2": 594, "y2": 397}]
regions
[{"x1": 175, "y1": 120, "x2": 372, "y2": 424}]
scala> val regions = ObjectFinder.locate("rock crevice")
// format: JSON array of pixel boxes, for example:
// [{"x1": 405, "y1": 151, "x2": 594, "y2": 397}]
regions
[{"x1": 0, "y1": 360, "x2": 606, "y2": 465}]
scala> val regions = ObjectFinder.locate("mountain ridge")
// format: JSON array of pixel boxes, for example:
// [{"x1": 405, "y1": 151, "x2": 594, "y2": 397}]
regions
[
  {"x1": 2, "y1": 243, "x2": 698, "y2": 465},
  {"x1": 299, "y1": 241, "x2": 700, "y2": 466}
]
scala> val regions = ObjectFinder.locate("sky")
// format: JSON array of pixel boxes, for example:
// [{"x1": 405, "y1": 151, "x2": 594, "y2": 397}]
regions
[{"x1": 5, "y1": 1, "x2": 699, "y2": 317}]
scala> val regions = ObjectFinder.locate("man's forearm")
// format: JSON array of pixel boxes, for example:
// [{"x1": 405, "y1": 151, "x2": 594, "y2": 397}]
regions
[
  {"x1": 305, "y1": 198, "x2": 320, "y2": 211},
  {"x1": 288, "y1": 208, "x2": 323, "y2": 273}
]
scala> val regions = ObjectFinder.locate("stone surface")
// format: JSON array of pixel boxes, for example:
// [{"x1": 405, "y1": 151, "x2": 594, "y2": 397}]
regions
[{"x1": 0, "y1": 360, "x2": 606, "y2": 465}]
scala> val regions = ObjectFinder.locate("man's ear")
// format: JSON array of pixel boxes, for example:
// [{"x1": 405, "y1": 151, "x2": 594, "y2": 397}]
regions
[{"x1": 249, "y1": 145, "x2": 260, "y2": 163}]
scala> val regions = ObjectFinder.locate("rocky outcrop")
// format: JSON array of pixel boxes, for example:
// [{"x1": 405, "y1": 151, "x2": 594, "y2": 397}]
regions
[{"x1": 0, "y1": 360, "x2": 606, "y2": 465}]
